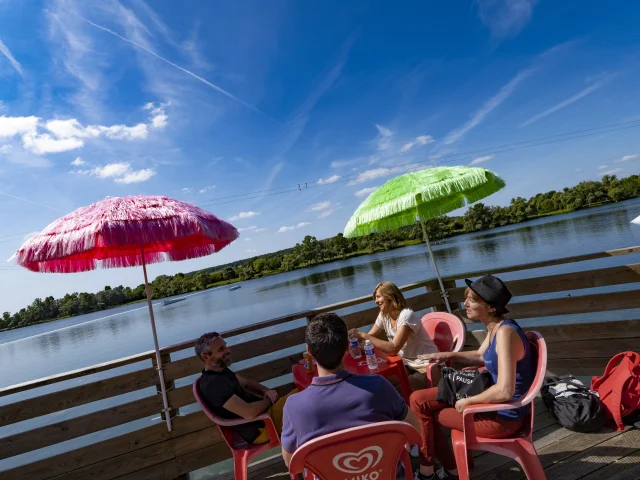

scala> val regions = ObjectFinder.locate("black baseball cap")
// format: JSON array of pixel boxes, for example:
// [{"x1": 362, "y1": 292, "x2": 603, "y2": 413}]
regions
[{"x1": 464, "y1": 275, "x2": 512, "y2": 313}]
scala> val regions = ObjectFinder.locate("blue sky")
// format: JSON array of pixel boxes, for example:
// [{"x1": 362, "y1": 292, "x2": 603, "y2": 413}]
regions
[{"x1": 1, "y1": 0, "x2": 639, "y2": 313}]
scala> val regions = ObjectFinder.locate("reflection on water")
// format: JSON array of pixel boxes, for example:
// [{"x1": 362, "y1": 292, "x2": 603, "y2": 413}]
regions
[{"x1": 1, "y1": 199, "x2": 639, "y2": 387}]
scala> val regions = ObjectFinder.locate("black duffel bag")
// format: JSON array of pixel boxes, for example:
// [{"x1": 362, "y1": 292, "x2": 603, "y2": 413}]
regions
[
  {"x1": 541, "y1": 376, "x2": 606, "y2": 433},
  {"x1": 436, "y1": 367, "x2": 494, "y2": 406}
]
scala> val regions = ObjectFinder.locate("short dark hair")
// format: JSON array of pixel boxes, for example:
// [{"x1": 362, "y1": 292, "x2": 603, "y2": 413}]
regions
[
  {"x1": 305, "y1": 313, "x2": 348, "y2": 369},
  {"x1": 195, "y1": 332, "x2": 219, "y2": 360}
]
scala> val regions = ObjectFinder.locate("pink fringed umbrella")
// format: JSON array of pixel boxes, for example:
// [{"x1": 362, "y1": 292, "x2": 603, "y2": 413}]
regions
[{"x1": 11, "y1": 195, "x2": 239, "y2": 431}]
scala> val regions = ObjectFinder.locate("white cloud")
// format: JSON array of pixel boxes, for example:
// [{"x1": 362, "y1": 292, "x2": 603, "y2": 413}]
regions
[
  {"x1": 575, "y1": 167, "x2": 584, "y2": 173},
  {"x1": 144, "y1": 102, "x2": 169, "y2": 129},
  {"x1": 1, "y1": 144, "x2": 12, "y2": 154},
  {"x1": 21, "y1": 132, "x2": 84, "y2": 154},
  {"x1": 199, "y1": 185, "x2": 215, "y2": 194},
  {"x1": 348, "y1": 168, "x2": 392, "y2": 186},
  {"x1": 445, "y1": 67, "x2": 535, "y2": 144},
  {"x1": 355, "y1": 186, "x2": 378, "y2": 197},
  {"x1": 181, "y1": 187, "x2": 192, "y2": 193},
  {"x1": 115, "y1": 168, "x2": 155, "y2": 184},
  {"x1": 98, "y1": 123, "x2": 149, "y2": 140},
  {"x1": 87, "y1": 162, "x2": 155, "y2": 184},
  {"x1": 246, "y1": 249, "x2": 257, "y2": 253},
  {"x1": 0, "y1": 102, "x2": 166, "y2": 156},
  {"x1": 310, "y1": 201, "x2": 342, "y2": 218},
  {"x1": 600, "y1": 168, "x2": 622, "y2": 176},
  {"x1": 45, "y1": 119, "x2": 99, "y2": 139},
  {"x1": 244, "y1": 237, "x2": 252, "y2": 241},
  {"x1": 375, "y1": 124, "x2": 393, "y2": 151},
  {"x1": 278, "y1": 222, "x2": 311, "y2": 233},
  {"x1": 616, "y1": 154, "x2": 639, "y2": 163},
  {"x1": 598, "y1": 165, "x2": 608, "y2": 170},
  {"x1": 310, "y1": 201, "x2": 332, "y2": 211},
  {"x1": 520, "y1": 76, "x2": 614, "y2": 127},
  {"x1": 230, "y1": 211, "x2": 260, "y2": 221},
  {"x1": 317, "y1": 174, "x2": 341, "y2": 185},
  {"x1": 400, "y1": 134, "x2": 434, "y2": 153},
  {"x1": 0, "y1": 38, "x2": 24, "y2": 77},
  {"x1": 93, "y1": 163, "x2": 131, "y2": 178},
  {"x1": 475, "y1": 0, "x2": 538, "y2": 39},
  {"x1": 471, "y1": 154, "x2": 495, "y2": 165},
  {"x1": 0, "y1": 116, "x2": 39, "y2": 138},
  {"x1": 238, "y1": 226, "x2": 257, "y2": 232},
  {"x1": 255, "y1": 227, "x2": 268, "y2": 232},
  {"x1": 71, "y1": 157, "x2": 85, "y2": 166}
]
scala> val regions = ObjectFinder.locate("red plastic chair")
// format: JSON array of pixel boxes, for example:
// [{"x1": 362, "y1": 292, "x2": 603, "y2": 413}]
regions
[
  {"x1": 451, "y1": 331, "x2": 548, "y2": 480},
  {"x1": 289, "y1": 421, "x2": 421, "y2": 480},
  {"x1": 421, "y1": 312, "x2": 467, "y2": 387},
  {"x1": 193, "y1": 378, "x2": 280, "y2": 480}
]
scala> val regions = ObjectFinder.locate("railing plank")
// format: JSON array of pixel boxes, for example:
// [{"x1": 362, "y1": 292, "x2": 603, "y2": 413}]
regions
[
  {"x1": 465, "y1": 319, "x2": 640, "y2": 348},
  {"x1": 0, "y1": 351, "x2": 155, "y2": 399},
  {"x1": 0, "y1": 395, "x2": 162, "y2": 461},
  {"x1": 48, "y1": 427, "x2": 223, "y2": 480},
  {"x1": 442, "y1": 246, "x2": 640, "y2": 283},
  {"x1": 450, "y1": 263, "x2": 640, "y2": 303},
  {"x1": 0, "y1": 411, "x2": 216, "y2": 480},
  {"x1": 0, "y1": 367, "x2": 159, "y2": 428}
]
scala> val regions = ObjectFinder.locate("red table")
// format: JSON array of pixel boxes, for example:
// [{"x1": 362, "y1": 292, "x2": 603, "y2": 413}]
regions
[{"x1": 292, "y1": 350, "x2": 413, "y2": 403}]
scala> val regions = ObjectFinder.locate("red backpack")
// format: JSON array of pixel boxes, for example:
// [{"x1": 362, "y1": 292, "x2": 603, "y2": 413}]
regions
[{"x1": 591, "y1": 351, "x2": 640, "y2": 431}]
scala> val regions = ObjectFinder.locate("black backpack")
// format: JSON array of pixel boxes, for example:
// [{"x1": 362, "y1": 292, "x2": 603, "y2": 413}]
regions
[{"x1": 541, "y1": 376, "x2": 606, "y2": 432}]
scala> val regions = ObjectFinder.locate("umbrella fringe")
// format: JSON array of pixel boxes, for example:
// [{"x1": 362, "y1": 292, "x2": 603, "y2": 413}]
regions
[{"x1": 344, "y1": 167, "x2": 505, "y2": 237}]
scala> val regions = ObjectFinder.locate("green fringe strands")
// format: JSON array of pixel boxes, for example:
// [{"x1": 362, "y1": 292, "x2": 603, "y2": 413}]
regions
[{"x1": 344, "y1": 166, "x2": 506, "y2": 238}]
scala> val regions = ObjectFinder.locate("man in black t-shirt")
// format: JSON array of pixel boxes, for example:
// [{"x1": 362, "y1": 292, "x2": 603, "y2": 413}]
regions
[{"x1": 195, "y1": 332, "x2": 296, "y2": 444}]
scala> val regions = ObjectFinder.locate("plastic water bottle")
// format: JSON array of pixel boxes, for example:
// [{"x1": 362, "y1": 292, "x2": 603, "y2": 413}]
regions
[
  {"x1": 349, "y1": 336, "x2": 362, "y2": 359},
  {"x1": 364, "y1": 340, "x2": 377, "y2": 370}
]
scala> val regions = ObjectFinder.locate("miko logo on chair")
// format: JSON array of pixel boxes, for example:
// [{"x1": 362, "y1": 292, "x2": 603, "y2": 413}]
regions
[{"x1": 332, "y1": 446, "x2": 384, "y2": 480}]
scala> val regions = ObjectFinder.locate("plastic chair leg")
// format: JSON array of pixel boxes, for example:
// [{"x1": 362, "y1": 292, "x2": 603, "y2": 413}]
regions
[
  {"x1": 517, "y1": 446, "x2": 546, "y2": 480},
  {"x1": 233, "y1": 452, "x2": 249, "y2": 480},
  {"x1": 452, "y1": 442, "x2": 471, "y2": 480}
]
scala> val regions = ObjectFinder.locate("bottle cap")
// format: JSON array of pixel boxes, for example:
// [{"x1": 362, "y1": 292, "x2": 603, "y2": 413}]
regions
[{"x1": 365, "y1": 340, "x2": 372, "y2": 345}]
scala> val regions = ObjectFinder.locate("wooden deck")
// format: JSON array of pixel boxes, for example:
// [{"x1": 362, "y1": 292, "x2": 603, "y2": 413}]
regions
[{"x1": 213, "y1": 399, "x2": 640, "y2": 480}]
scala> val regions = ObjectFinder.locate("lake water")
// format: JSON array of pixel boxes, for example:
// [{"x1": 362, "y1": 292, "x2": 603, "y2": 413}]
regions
[
  {"x1": 2, "y1": 199, "x2": 640, "y2": 389},
  {"x1": 1, "y1": 199, "x2": 639, "y2": 474}
]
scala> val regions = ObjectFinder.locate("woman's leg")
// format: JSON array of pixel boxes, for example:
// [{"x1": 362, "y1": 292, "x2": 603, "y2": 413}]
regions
[{"x1": 410, "y1": 387, "x2": 451, "y2": 475}]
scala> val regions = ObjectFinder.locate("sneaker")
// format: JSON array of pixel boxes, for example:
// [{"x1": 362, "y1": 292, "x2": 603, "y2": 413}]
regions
[{"x1": 435, "y1": 465, "x2": 459, "y2": 480}]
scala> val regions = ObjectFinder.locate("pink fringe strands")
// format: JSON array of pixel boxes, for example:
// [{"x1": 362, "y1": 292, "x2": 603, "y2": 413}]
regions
[{"x1": 13, "y1": 195, "x2": 240, "y2": 273}]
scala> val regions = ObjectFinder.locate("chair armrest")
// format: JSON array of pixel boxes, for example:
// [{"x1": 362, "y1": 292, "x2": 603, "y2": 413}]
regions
[
  {"x1": 461, "y1": 402, "x2": 520, "y2": 437},
  {"x1": 213, "y1": 412, "x2": 272, "y2": 427}
]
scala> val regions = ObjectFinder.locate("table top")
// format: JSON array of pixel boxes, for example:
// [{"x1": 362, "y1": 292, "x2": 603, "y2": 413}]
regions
[{"x1": 292, "y1": 350, "x2": 403, "y2": 389}]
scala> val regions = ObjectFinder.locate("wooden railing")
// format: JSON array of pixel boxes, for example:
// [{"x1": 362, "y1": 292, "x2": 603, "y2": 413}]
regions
[{"x1": 0, "y1": 246, "x2": 639, "y2": 480}]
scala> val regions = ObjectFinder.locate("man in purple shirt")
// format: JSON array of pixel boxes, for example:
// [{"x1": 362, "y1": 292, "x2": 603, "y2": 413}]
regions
[{"x1": 281, "y1": 312, "x2": 421, "y2": 469}]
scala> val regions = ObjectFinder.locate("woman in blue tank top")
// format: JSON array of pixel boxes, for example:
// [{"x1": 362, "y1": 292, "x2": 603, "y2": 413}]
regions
[{"x1": 409, "y1": 275, "x2": 534, "y2": 480}]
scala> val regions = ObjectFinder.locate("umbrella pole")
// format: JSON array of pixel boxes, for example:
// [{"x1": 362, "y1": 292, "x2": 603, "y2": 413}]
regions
[
  {"x1": 420, "y1": 220, "x2": 452, "y2": 313},
  {"x1": 141, "y1": 251, "x2": 173, "y2": 432}
]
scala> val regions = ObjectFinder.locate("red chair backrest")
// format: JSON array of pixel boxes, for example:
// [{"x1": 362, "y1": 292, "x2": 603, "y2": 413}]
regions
[
  {"x1": 289, "y1": 421, "x2": 421, "y2": 480},
  {"x1": 193, "y1": 377, "x2": 237, "y2": 449},
  {"x1": 517, "y1": 331, "x2": 547, "y2": 433},
  {"x1": 421, "y1": 312, "x2": 466, "y2": 353}
]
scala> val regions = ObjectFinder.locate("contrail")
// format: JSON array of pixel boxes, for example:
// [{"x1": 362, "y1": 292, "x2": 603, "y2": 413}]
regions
[
  {"x1": 75, "y1": 14, "x2": 273, "y2": 119},
  {"x1": 0, "y1": 191, "x2": 63, "y2": 212}
]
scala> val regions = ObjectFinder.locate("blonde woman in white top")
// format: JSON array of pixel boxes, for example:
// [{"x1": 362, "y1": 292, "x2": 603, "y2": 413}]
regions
[{"x1": 349, "y1": 281, "x2": 440, "y2": 391}]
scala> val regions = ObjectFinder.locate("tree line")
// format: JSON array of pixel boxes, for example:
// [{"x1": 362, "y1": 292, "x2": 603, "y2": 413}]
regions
[{"x1": 2, "y1": 173, "x2": 639, "y2": 331}]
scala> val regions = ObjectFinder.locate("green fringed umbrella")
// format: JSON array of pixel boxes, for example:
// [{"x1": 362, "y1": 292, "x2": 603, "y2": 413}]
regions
[{"x1": 344, "y1": 166, "x2": 506, "y2": 312}]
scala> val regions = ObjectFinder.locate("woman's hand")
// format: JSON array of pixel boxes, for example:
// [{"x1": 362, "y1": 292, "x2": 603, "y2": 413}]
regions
[
  {"x1": 455, "y1": 398, "x2": 472, "y2": 412},
  {"x1": 418, "y1": 352, "x2": 449, "y2": 364},
  {"x1": 348, "y1": 328, "x2": 365, "y2": 340}
]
